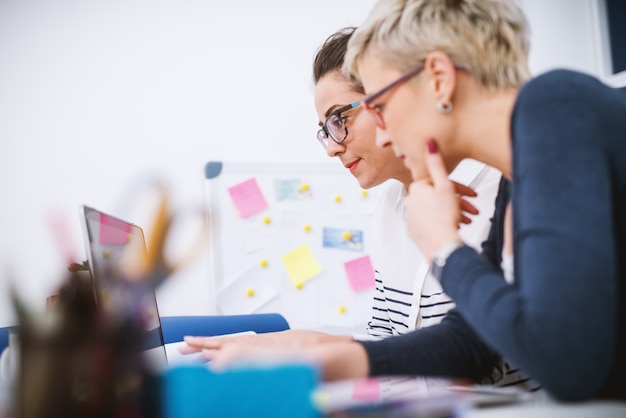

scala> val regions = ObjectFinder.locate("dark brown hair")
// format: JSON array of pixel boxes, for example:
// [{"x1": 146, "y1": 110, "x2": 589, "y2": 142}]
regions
[{"x1": 312, "y1": 27, "x2": 365, "y2": 94}]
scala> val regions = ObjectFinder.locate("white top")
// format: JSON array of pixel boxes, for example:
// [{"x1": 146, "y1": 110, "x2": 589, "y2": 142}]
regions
[
  {"x1": 360, "y1": 159, "x2": 501, "y2": 339},
  {"x1": 501, "y1": 253, "x2": 515, "y2": 284},
  {"x1": 351, "y1": 160, "x2": 501, "y2": 398}
]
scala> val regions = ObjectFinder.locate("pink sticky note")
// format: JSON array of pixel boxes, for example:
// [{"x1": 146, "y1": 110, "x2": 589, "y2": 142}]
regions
[
  {"x1": 227, "y1": 177, "x2": 269, "y2": 218},
  {"x1": 352, "y1": 378, "x2": 381, "y2": 402},
  {"x1": 99, "y1": 213, "x2": 132, "y2": 244},
  {"x1": 343, "y1": 255, "x2": 375, "y2": 292}
]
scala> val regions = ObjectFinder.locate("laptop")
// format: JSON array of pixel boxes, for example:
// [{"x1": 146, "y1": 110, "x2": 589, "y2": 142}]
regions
[{"x1": 79, "y1": 205, "x2": 168, "y2": 371}]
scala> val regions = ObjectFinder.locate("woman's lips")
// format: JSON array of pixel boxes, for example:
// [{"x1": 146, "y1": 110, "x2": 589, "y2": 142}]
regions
[{"x1": 346, "y1": 160, "x2": 359, "y2": 173}]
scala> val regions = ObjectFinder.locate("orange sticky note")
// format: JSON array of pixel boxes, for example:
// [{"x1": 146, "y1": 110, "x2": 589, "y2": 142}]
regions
[{"x1": 227, "y1": 177, "x2": 269, "y2": 218}]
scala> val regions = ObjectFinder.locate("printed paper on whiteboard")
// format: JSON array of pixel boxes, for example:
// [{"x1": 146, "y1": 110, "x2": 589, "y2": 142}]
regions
[{"x1": 218, "y1": 267, "x2": 278, "y2": 315}]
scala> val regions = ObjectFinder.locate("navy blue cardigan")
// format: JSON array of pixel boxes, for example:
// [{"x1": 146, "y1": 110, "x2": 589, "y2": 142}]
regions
[{"x1": 360, "y1": 70, "x2": 626, "y2": 401}]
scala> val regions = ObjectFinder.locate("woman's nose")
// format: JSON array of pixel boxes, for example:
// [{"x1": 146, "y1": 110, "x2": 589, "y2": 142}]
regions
[
  {"x1": 326, "y1": 138, "x2": 345, "y2": 157},
  {"x1": 375, "y1": 126, "x2": 392, "y2": 148}
]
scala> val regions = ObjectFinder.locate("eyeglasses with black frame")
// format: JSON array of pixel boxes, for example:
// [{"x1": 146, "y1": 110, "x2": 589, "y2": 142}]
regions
[{"x1": 316, "y1": 100, "x2": 361, "y2": 149}]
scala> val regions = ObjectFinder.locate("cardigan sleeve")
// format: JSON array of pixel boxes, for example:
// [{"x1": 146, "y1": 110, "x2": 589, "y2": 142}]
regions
[
  {"x1": 359, "y1": 307, "x2": 500, "y2": 381},
  {"x1": 441, "y1": 70, "x2": 623, "y2": 401}
]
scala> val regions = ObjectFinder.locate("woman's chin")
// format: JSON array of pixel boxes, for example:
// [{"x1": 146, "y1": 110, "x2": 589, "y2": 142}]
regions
[
  {"x1": 410, "y1": 167, "x2": 429, "y2": 182},
  {"x1": 356, "y1": 176, "x2": 381, "y2": 190}
]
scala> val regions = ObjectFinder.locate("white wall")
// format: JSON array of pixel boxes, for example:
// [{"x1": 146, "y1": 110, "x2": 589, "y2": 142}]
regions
[
  {"x1": 0, "y1": 0, "x2": 604, "y2": 326},
  {"x1": 523, "y1": 0, "x2": 601, "y2": 77}
]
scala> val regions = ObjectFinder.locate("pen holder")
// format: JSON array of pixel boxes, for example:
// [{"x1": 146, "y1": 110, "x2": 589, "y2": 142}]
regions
[{"x1": 13, "y1": 272, "x2": 157, "y2": 418}]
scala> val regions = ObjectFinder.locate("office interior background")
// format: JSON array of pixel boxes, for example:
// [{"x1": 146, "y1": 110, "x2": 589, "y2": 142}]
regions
[{"x1": 0, "y1": 0, "x2": 623, "y2": 327}]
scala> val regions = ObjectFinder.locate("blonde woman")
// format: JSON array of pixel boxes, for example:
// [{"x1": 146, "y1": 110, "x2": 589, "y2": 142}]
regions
[{"x1": 340, "y1": 0, "x2": 626, "y2": 401}]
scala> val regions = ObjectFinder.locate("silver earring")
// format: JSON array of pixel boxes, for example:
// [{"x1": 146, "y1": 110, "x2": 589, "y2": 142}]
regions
[{"x1": 437, "y1": 101, "x2": 452, "y2": 113}]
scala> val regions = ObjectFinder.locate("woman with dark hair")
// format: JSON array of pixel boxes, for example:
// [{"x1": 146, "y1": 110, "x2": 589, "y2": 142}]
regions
[{"x1": 183, "y1": 25, "x2": 504, "y2": 390}]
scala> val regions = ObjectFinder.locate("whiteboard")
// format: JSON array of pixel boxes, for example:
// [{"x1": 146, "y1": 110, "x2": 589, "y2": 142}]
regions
[{"x1": 204, "y1": 161, "x2": 390, "y2": 332}]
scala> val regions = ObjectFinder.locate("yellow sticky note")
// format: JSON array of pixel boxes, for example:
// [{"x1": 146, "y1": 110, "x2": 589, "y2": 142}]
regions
[{"x1": 280, "y1": 244, "x2": 322, "y2": 287}]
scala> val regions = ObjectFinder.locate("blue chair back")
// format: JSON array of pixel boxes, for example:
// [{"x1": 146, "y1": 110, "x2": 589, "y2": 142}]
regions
[
  {"x1": 160, "y1": 313, "x2": 289, "y2": 345},
  {"x1": 0, "y1": 326, "x2": 17, "y2": 352}
]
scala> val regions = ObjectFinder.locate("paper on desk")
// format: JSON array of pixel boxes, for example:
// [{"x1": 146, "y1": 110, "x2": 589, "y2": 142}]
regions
[
  {"x1": 313, "y1": 377, "x2": 467, "y2": 415},
  {"x1": 165, "y1": 331, "x2": 257, "y2": 366}
]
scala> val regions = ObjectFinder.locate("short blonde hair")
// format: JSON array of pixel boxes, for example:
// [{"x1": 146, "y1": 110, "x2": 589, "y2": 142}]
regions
[{"x1": 344, "y1": 0, "x2": 531, "y2": 89}]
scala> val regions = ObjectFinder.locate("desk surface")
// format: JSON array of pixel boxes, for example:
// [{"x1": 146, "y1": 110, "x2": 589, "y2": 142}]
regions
[
  {"x1": 465, "y1": 400, "x2": 626, "y2": 418},
  {"x1": 3, "y1": 365, "x2": 626, "y2": 417},
  {"x1": 317, "y1": 377, "x2": 626, "y2": 418}
]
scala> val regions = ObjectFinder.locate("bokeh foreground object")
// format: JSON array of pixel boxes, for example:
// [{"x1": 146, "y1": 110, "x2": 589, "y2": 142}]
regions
[
  {"x1": 163, "y1": 363, "x2": 320, "y2": 418},
  {"x1": 14, "y1": 272, "x2": 157, "y2": 418}
]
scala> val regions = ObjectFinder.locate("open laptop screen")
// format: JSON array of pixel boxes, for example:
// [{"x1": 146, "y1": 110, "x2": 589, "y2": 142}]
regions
[{"x1": 79, "y1": 205, "x2": 168, "y2": 370}]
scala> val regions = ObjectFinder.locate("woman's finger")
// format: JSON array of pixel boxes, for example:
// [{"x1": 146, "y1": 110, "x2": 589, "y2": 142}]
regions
[
  {"x1": 424, "y1": 139, "x2": 452, "y2": 191},
  {"x1": 452, "y1": 181, "x2": 478, "y2": 197},
  {"x1": 184, "y1": 335, "x2": 225, "y2": 349},
  {"x1": 459, "y1": 198, "x2": 479, "y2": 215}
]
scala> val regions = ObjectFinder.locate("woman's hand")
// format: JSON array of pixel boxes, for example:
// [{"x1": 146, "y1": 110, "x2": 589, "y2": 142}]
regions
[
  {"x1": 404, "y1": 139, "x2": 463, "y2": 261},
  {"x1": 180, "y1": 331, "x2": 367, "y2": 381},
  {"x1": 452, "y1": 181, "x2": 479, "y2": 225},
  {"x1": 180, "y1": 329, "x2": 352, "y2": 355}
]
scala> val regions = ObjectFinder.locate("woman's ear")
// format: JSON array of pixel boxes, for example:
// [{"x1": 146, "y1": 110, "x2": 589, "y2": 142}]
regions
[{"x1": 424, "y1": 51, "x2": 458, "y2": 105}]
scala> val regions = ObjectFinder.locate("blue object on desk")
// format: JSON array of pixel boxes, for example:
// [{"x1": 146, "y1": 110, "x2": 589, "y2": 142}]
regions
[
  {"x1": 163, "y1": 363, "x2": 321, "y2": 418},
  {"x1": 0, "y1": 327, "x2": 17, "y2": 352},
  {"x1": 160, "y1": 313, "x2": 289, "y2": 344}
]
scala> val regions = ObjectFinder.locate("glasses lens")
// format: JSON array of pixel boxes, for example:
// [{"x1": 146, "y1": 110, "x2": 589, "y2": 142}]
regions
[
  {"x1": 361, "y1": 101, "x2": 384, "y2": 129},
  {"x1": 325, "y1": 114, "x2": 347, "y2": 143},
  {"x1": 317, "y1": 128, "x2": 329, "y2": 149}
]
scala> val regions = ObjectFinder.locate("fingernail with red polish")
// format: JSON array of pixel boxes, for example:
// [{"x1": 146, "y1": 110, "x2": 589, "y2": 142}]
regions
[{"x1": 427, "y1": 139, "x2": 438, "y2": 154}]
